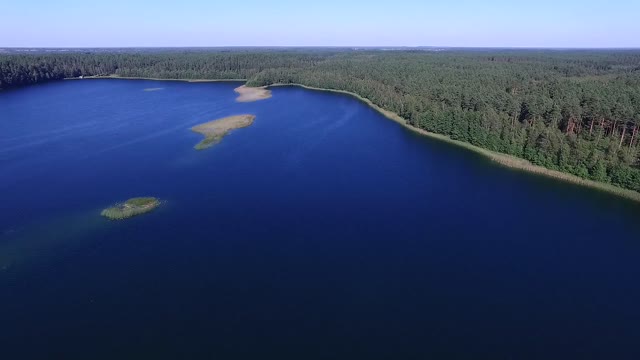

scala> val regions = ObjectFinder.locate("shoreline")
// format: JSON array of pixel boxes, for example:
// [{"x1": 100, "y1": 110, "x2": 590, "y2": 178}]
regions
[
  {"x1": 268, "y1": 83, "x2": 640, "y2": 203},
  {"x1": 65, "y1": 77, "x2": 640, "y2": 202},
  {"x1": 65, "y1": 75, "x2": 246, "y2": 83}
]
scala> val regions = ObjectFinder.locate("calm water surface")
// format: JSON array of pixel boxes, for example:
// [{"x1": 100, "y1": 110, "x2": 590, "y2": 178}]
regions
[{"x1": 1, "y1": 80, "x2": 639, "y2": 359}]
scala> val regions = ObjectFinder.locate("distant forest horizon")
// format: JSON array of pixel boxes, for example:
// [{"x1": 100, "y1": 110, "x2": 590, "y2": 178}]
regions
[{"x1": 3, "y1": 46, "x2": 640, "y2": 51}]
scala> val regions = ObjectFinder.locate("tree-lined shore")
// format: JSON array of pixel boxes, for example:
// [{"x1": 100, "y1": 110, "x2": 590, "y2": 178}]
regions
[{"x1": 2, "y1": 49, "x2": 639, "y2": 192}]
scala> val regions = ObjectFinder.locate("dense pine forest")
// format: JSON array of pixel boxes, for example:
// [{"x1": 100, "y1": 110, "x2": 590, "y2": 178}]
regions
[{"x1": 2, "y1": 49, "x2": 640, "y2": 191}]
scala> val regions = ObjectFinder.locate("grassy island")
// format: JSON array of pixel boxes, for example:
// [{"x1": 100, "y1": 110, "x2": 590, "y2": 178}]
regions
[
  {"x1": 234, "y1": 85, "x2": 272, "y2": 102},
  {"x1": 101, "y1": 197, "x2": 160, "y2": 220},
  {"x1": 191, "y1": 114, "x2": 256, "y2": 150}
]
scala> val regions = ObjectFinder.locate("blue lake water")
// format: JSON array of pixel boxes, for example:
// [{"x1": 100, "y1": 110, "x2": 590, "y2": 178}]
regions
[{"x1": 1, "y1": 79, "x2": 639, "y2": 359}]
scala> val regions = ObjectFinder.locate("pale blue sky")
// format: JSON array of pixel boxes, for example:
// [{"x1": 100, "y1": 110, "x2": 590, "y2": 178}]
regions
[{"x1": 2, "y1": 0, "x2": 639, "y2": 48}]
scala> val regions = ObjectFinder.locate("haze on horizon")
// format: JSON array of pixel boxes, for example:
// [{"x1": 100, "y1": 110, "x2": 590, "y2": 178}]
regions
[{"x1": 2, "y1": 0, "x2": 639, "y2": 48}]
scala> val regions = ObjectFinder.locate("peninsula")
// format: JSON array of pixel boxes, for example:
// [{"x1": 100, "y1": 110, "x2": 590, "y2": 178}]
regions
[
  {"x1": 191, "y1": 114, "x2": 256, "y2": 150},
  {"x1": 101, "y1": 197, "x2": 161, "y2": 220},
  {"x1": 234, "y1": 85, "x2": 272, "y2": 102}
]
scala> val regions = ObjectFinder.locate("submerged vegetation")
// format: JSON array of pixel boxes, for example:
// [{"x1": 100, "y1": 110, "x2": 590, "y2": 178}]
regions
[
  {"x1": 2, "y1": 49, "x2": 640, "y2": 194},
  {"x1": 191, "y1": 114, "x2": 256, "y2": 150},
  {"x1": 101, "y1": 197, "x2": 160, "y2": 220}
]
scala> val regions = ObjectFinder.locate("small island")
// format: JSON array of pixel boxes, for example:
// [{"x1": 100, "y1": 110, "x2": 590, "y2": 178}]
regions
[
  {"x1": 101, "y1": 197, "x2": 161, "y2": 220},
  {"x1": 234, "y1": 85, "x2": 272, "y2": 102},
  {"x1": 143, "y1": 87, "x2": 164, "y2": 92},
  {"x1": 191, "y1": 114, "x2": 256, "y2": 150}
]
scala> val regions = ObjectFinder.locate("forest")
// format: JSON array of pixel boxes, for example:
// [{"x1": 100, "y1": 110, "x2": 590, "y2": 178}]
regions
[{"x1": 2, "y1": 49, "x2": 640, "y2": 191}]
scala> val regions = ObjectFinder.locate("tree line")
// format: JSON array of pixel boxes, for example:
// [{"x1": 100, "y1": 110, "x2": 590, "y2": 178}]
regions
[{"x1": 2, "y1": 49, "x2": 640, "y2": 191}]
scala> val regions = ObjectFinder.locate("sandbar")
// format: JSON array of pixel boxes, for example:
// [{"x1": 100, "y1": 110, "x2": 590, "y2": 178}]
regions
[
  {"x1": 191, "y1": 114, "x2": 256, "y2": 150},
  {"x1": 234, "y1": 85, "x2": 272, "y2": 102}
]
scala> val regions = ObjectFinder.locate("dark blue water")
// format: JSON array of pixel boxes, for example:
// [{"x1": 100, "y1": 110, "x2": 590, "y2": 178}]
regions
[{"x1": 1, "y1": 79, "x2": 639, "y2": 359}]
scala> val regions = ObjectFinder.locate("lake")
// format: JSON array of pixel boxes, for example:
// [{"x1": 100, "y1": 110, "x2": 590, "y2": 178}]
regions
[{"x1": 1, "y1": 79, "x2": 639, "y2": 359}]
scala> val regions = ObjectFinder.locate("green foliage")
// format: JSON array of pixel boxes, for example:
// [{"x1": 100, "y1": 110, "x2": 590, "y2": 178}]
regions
[{"x1": 3, "y1": 49, "x2": 640, "y2": 191}]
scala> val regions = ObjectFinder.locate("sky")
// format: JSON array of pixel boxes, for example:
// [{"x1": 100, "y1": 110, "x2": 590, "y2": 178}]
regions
[{"x1": 2, "y1": 0, "x2": 639, "y2": 48}]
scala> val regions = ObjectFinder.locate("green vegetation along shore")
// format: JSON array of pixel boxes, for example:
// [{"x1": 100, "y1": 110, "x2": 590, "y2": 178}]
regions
[
  {"x1": 191, "y1": 114, "x2": 256, "y2": 150},
  {"x1": 101, "y1": 197, "x2": 161, "y2": 220},
  {"x1": 70, "y1": 75, "x2": 247, "y2": 83},
  {"x1": 270, "y1": 83, "x2": 640, "y2": 202},
  {"x1": 2, "y1": 49, "x2": 640, "y2": 200}
]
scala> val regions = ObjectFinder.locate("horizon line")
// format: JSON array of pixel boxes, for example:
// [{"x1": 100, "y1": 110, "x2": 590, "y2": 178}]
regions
[{"x1": 3, "y1": 45, "x2": 640, "y2": 50}]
